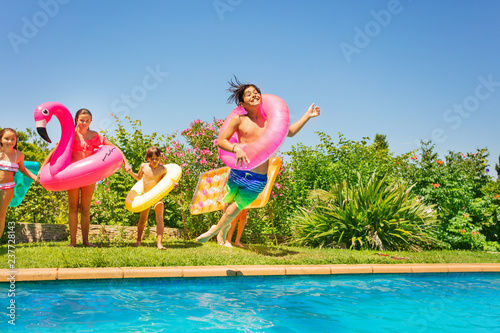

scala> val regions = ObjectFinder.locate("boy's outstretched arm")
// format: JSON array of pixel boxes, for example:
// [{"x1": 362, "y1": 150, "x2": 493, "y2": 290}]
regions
[
  {"x1": 288, "y1": 103, "x2": 320, "y2": 137},
  {"x1": 127, "y1": 164, "x2": 143, "y2": 181}
]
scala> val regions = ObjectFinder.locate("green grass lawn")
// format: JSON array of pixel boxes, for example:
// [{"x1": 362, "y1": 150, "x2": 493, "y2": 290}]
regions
[{"x1": 1, "y1": 239, "x2": 499, "y2": 269}]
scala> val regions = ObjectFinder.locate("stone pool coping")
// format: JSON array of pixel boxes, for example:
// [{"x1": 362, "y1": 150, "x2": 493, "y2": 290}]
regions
[{"x1": 1, "y1": 263, "x2": 499, "y2": 281}]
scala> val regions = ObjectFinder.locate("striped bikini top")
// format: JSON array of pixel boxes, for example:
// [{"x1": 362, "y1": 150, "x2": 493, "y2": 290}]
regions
[{"x1": 0, "y1": 150, "x2": 18, "y2": 172}]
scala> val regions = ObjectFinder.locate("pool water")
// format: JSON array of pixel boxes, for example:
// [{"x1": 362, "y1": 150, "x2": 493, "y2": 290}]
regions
[{"x1": 1, "y1": 273, "x2": 499, "y2": 332}]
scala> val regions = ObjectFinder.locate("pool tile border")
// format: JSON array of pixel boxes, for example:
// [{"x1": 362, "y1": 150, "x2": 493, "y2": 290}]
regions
[{"x1": 1, "y1": 263, "x2": 499, "y2": 282}]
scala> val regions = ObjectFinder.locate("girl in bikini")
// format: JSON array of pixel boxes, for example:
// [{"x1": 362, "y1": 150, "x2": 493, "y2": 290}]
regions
[
  {"x1": 0, "y1": 128, "x2": 38, "y2": 239},
  {"x1": 40, "y1": 109, "x2": 131, "y2": 246}
]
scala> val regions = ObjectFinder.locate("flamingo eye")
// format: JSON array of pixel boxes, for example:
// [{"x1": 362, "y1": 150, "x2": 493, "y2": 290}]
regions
[{"x1": 42, "y1": 109, "x2": 49, "y2": 116}]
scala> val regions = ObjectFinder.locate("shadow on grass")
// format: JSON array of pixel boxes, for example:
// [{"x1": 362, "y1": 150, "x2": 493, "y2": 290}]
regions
[
  {"x1": 92, "y1": 240, "x2": 203, "y2": 249},
  {"x1": 244, "y1": 244, "x2": 300, "y2": 257},
  {"x1": 0, "y1": 241, "x2": 68, "y2": 253}
]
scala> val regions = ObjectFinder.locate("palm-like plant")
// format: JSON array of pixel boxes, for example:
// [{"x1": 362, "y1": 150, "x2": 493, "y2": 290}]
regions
[{"x1": 291, "y1": 173, "x2": 438, "y2": 251}]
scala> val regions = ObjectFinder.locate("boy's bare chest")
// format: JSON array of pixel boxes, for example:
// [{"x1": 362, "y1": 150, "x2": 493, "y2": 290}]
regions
[
  {"x1": 238, "y1": 117, "x2": 267, "y2": 143},
  {"x1": 143, "y1": 166, "x2": 165, "y2": 182}
]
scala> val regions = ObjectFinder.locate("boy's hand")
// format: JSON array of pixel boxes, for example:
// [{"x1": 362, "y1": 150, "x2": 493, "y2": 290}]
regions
[
  {"x1": 173, "y1": 182, "x2": 179, "y2": 189},
  {"x1": 123, "y1": 162, "x2": 132, "y2": 173},
  {"x1": 234, "y1": 145, "x2": 250, "y2": 168},
  {"x1": 306, "y1": 103, "x2": 320, "y2": 118}
]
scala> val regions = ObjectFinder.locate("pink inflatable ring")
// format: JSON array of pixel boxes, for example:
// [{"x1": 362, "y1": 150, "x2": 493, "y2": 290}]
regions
[
  {"x1": 218, "y1": 94, "x2": 290, "y2": 170},
  {"x1": 34, "y1": 101, "x2": 124, "y2": 191}
]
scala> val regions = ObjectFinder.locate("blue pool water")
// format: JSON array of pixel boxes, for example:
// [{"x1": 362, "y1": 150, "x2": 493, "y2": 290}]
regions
[{"x1": 1, "y1": 272, "x2": 499, "y2": 332}]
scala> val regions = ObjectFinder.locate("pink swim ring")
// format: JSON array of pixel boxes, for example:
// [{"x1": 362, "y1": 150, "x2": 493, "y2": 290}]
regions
[
  {"x1": 218, "y1": 94, "x2": 290, "y2": 170},
  {"x1": 34, "y1": 101, "x2": 125, "y2": 191}
]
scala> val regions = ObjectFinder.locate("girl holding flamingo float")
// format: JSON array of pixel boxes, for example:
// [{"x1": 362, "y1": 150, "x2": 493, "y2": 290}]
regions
[
  {"x1": 0, "y1": 128, "x2": 38, "y2": 239},
  {"x1": 36, "y1": 104, "x2": 131, "y2": 247}
]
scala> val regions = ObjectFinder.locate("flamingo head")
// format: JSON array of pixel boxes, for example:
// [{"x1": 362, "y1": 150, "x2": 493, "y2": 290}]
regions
[{"x1": 34, "y1": 101, "x2": 68, "y2": 144}]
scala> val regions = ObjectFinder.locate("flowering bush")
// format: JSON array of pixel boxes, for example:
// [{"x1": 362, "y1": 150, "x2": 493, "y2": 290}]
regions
[{"x1": 395, "y1": 141, "x2": 499, "y2": 249}]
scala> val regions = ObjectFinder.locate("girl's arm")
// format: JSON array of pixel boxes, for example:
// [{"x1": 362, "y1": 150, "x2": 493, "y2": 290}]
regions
[
  {"x1": 17, "y1": 152, "x2": 37, "y2": 181},
  {"x1": 288, "y1": 103, "x2": 320, "y2": 137},
  {"x1": 37, "y1": 147, "x2": 56, "y2": 182},
  {"x1": 102, "y1": 136, "x2": 132, "y2": 173}
]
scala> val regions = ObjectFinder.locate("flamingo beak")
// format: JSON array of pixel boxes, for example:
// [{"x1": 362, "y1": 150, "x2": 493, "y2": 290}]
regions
[{"x1": 35, "y1": 120, "x2": 51, "y2": 143}]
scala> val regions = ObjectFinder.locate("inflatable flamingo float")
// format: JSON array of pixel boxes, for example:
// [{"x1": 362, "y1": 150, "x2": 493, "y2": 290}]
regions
[{"x1": 34, "y1": 101, "x2": 124, "y2": 191}]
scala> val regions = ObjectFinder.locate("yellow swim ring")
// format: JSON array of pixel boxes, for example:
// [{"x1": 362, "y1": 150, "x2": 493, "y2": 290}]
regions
[{"x1": 125, "y1": 164, "x2": 182, "y2": 212}]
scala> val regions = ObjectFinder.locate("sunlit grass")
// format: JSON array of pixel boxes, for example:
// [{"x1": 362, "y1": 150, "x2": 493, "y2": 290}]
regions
[{"x1": 1, "y1": 239, "x2": 498, "y2": 269}]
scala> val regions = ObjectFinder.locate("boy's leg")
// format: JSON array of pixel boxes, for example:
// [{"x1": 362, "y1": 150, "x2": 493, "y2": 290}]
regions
[
  {"x1": 224, "y1": 210, "x2": 246, "y2": 247},
  {"x1": 136, "y1": 209, "x2": 149, "y2": 246},
  {"x1": 154, "y1": 201, "x2": 166, "y2": 250},
  {"x1": 223, "y1": 217, "x2": 239, "y2": 246},
  {"x1": 217, "y1": 202, "x2": 232, "y2": 246},
  {"x1": 196, "y1": 202, "x2": 241, "y2": 243},
  {"x1": 234, "y1": 209, "x2": 248, "y2": 248}
]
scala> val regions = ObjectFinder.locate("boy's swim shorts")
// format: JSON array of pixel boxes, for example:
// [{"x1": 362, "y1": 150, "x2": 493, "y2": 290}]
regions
[{"x1": 223, "y1": 169, "x2": 268, "y2": 210}]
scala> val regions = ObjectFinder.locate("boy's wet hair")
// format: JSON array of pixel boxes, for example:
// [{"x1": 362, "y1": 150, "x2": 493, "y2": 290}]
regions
[
  {"x1": 227, "y1": 75, "x2": 261, "y2": 105},
  {"x1": 75, "y1": 108, "x2": 92, "y2": 127},
  {"x1": 0, "y1": 128, "x2": 18, "y2": 150},
  {"x1": 146, "y1": 146, "x2": 162, "y2": 158}
]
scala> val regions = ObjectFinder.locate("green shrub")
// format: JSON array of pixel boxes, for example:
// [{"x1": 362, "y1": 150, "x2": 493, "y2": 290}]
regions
[
  {"x1": 290, "y1": 172, "x2": 439, "y2": 251},
  {"x1": 404, "y1": 141, "x2": 499, "y2": 249}
]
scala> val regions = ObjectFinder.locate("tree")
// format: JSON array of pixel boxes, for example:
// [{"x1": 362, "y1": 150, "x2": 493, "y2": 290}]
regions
[
  {"x1": 374, "y1": 133, "x2": 389, "y2": 150},
  {"x1": 495, "y1": 154, "x2": 500, "y2": 177}
]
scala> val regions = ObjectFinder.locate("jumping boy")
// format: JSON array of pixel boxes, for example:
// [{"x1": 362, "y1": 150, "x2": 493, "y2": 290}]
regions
[
  {"x1": 196, "y1": 77, "x2": 320, "y2": 243},
  {"x1": 127, "y1": 146, "x2": 178, "y2": 249}
]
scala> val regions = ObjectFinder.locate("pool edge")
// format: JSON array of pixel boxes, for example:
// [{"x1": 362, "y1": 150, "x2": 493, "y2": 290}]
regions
[{"x1": 1, "y1": 263, "x2": 500, "y2": 281}]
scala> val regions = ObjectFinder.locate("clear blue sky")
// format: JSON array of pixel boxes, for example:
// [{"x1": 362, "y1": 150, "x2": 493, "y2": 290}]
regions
[{"x1": 1, "y1": 0, "x2": 499, "y2": 176}]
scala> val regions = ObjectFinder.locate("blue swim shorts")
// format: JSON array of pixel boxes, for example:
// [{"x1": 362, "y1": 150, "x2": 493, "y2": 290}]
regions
[{"x1": 223, "y1": 169, "x2": 268, "y2": 210}]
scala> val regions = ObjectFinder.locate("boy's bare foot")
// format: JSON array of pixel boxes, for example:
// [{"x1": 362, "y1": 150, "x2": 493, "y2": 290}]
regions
[
  {"x1": 224, "y1": 241, "x2": 233, "y2": 248},
  {"x1": 135, "y1": 242, "x2": 141, "y2": 247},
  {"x1": 234, "y1": 242, "x2": 244, "y2": 248},
  {"x1": 68, "y1": 243, "x2": 76, "y2": 247},
  {"x1": 83, "y1": 242, "x2": 97, "y2": 247},
  {"x1": 196, "y1": 225, "x2": 218, "y2": 243},
  {"x1": 157, "y1": 245, "x2": 167, "y2": 250},
  {"x1": 217, "y1": 230, "x2": 225, "y2": 246}
]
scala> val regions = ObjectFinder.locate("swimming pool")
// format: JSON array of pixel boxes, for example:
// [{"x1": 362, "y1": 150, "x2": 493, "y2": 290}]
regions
[{"x1": 1, "y1": 272, "x2": 499, "y2": 332}]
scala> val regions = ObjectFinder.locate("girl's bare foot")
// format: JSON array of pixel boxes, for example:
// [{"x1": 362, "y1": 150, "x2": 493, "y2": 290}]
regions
[
  {"x1": 224, "y1": 241, "x2": 233, "y2": 248},
  {"x1": 196, "y1": 225, "x2": 218, "y2": 243},
  {"x1": 234, "y1": 242, "x2": 244, "y2": 248},
  {"x1": 157, "y1": 245, "x2": 167, "y2": 250}
]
